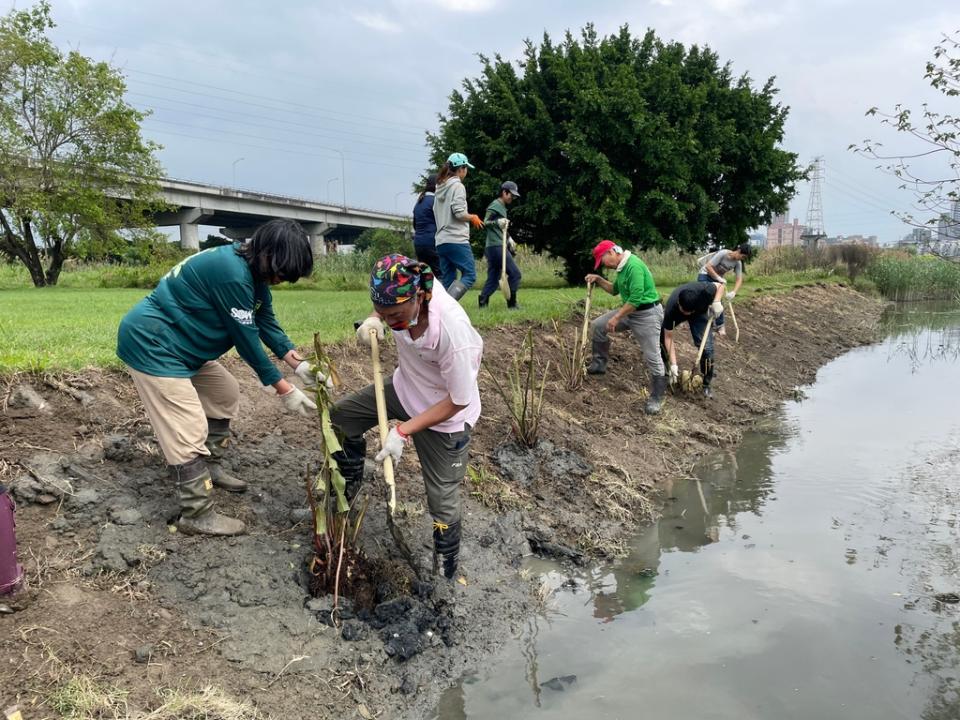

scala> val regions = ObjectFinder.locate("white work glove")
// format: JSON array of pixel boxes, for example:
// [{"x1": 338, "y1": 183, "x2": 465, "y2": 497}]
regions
[
  {"x1": 669, "y1": 364, "x2": 679, "y2": 384},
  {"x1": 496, "y1": 218, "x2": 509, "y2": 229},
  {"x1": 356, "y1": 316, "x2": 385, "y2": 348},
  {"x1": 507, "y1": 236, "x2": 517, "y2": 252},
  {"x1": 725, "y1": 291, "x2": 736, "y2": 300},
  {"x1": 710, "y1": 301, "x2": 724, "y2": 318},
  {"x1": 294, "y1": 360, "x2": 333, "y2": 389},
  {"x1": 278, "y1": 386, "x2": 317, "y2": 417},
  {"x1": 374, "y1": 426, "x2": 407, "y2": 465},
  {"x1": 716, "y1": 276, "x2": 727, "y2": 284}
]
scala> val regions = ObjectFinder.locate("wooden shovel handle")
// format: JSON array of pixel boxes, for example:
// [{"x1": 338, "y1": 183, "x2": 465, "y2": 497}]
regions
[{"x1": 369, "y1": 330, "x2": 396, "y2": 510}]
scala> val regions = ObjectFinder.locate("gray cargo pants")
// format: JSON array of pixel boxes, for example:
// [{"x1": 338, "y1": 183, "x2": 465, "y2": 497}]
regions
[
  {"x1": 330, "y1": 380, "x2": 471, "y2": 525},
  {"x1": 591, "y1": 304, "x2": 665, "y2": 376}
]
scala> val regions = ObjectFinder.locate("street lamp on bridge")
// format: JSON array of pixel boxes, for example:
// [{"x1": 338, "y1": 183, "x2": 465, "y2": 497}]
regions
[{"x1": 326, "y1": 177, "x2": 339, "y2": 204}]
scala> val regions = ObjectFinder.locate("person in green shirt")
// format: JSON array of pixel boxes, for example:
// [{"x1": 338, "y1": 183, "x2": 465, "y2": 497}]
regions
[
  {"x1": 478, "y1": 181, "x2": 522, "y2": 309},
  {"x1": 116, "y1": 219, "x2": 323, "y2": 536},
  {"x1": 584, "y1": 240, "x2": 668, "y2": 415}
]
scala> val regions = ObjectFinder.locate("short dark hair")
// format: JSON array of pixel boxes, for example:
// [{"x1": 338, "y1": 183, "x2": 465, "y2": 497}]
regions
[
  {"x1": 238, "y1": 219, "x2": 314, "y2": 283},
  {"x1": 736, "y1": 242, "x2": 753, "y2": 259}
]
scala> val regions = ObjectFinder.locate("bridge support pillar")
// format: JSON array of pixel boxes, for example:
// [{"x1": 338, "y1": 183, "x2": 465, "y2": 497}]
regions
[
  {"x1": 302, "y1": 222, "x2": 337, "y2": 257},
  {"x1": 179, "y1": 222, "x2": 200, "y2": 251}
]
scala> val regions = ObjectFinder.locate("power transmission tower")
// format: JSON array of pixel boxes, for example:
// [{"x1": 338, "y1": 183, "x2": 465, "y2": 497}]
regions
[{"x1": 802, "y1": 156, "x2": 826, "y2": 247}]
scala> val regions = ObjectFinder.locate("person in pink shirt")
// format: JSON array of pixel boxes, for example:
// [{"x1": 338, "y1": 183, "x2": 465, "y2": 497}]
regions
[{"x1": 332, "y1": 254, "x2": 483, "y2": 579}]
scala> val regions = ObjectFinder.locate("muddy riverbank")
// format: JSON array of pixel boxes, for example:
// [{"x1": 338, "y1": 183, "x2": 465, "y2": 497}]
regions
[{"x1": 1, "y1": 284, "x2": 882, "y2": 719}]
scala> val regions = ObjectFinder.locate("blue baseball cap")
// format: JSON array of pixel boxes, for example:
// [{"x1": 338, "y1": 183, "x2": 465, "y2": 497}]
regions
[{"x1": 447, "y1": 152, "x2": 475, "y2": 169}]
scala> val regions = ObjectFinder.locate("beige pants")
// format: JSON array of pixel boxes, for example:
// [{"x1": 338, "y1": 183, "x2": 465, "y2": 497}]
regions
[{"x1": 128, "y1": 362, "x2": 240, "y2": 466}]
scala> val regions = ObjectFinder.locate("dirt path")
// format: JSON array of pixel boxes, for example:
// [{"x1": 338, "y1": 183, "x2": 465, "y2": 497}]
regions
[{"x1": 1, "y1": 284, "x2": 883, "y2": 719}]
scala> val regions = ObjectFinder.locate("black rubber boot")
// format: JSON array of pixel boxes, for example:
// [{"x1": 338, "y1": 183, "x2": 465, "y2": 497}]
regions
[
  {"x1": 507, "y1": 290, "x2": 519, "y2": 310},
  {"x1": 205, "y1": 418, "x2": 247, "y2": 493},
  {"x1": 332, "y1": 437, "x2": 367, "y2": 503},
  {"x1": 478, "y1": 294, "x2": 489, "y2": 308},
  {"x1": 644, "y1": 374, "x2": 668, "y2": 415},
  {"x1": 170, "y1": 457, "x2": 245, "y2": 536},
  {"x1": 432, "y1": 519, "x2": 462, "y2": 580},
  {"x1": 586, "y1": 340, "x2": 610, "y2": 375},
  {"x1": 701, "y1": 356, "x2": 715, "y2": 399}
]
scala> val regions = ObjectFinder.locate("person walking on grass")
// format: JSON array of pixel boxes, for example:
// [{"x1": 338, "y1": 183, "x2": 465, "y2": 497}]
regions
[
  {"x1": 433, "y1": 152, "x2": 484, "y2": 300},
  {"x1": 584, "y1": 240, "x2": 668, "y2": 415},
  {"x1": 661, "y1": 280, "x2": 726, "y2": 399},
  {"x1": 340, "y1": 254, "x2": 482, "y2": 580},
  {"x1": 412, "y1": 173, "x2": 440, "y2": 274},
  {"x1": 696, "y1": 243, "x2": 751, "y2": 336},
  {"x1": 116, "y1": 219, "x2": 322, "y2": 536},
  {"x1": 478, "y1": 181, "x2": 522, "y2": 310}
]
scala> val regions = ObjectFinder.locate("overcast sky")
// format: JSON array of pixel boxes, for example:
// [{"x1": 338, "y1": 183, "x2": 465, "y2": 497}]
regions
[{"x1": 35, "y1": 0, "x2": 960, "y2": 244}]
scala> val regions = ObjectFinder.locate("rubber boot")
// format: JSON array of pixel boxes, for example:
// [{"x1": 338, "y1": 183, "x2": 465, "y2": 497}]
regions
[
  {"x1": 171, "y1": 457, "x2": 246, "y2": 536},
  {"x1": 507, "y1": 290, "x2": 519, "y2": 310},
  {"x1": 701, "y1": 356, "x2": 715, "y2": 399},
  {"x1": 332, "y1": 437, "x2": 367, "y2": 504},
  {"x1": 447, "y1": 280, "x2": 468, "y2": 301},
  {"x1": 205, "y1": 418, "x2": 247, "y2": 493},
  {"x1": 478, "y1": 294, "x2": 489, "y2": 308},
  {"x1": 432, "y1": 519, "x2": 461, "y2": 580},
  {"x1": 586, "y1": 340, "x2": 610, "y2": 375},
  {"x1": 644, "y1": 374, "x2": 668, "y2": 415}
]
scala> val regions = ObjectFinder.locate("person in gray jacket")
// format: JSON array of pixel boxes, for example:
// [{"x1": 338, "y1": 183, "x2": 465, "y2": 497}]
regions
[{"x1": 432, "y1": 152, "x2": 484, "y2": 300}]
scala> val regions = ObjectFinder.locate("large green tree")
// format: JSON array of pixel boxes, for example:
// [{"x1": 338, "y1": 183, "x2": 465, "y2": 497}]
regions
[
  {"x1": 428, "y1": 25, "x2": 803, "y2": 282},
  {"x1": 0, "y1": 1, "x2": 163, "y2": 286}
]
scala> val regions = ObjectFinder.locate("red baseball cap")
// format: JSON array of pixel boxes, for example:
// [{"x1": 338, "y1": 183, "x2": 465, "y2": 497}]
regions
[{"x1": 592, "y1": 240, "x2": 618, "y2": 270}]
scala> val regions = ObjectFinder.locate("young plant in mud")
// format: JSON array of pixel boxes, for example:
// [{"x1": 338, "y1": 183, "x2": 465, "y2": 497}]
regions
[
  {"x1": 488, "y1": 329, "x2": 549, "y2": 448},
  {"x1": 552, "y1": 318, "x2": 587, "y2": 391},
  {"x1": 305, "y1": 335, "x2": 369, "y2": 613}
]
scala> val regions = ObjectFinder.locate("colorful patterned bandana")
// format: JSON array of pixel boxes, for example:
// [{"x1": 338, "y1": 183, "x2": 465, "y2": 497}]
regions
[{"x1": 369, "y1": 254, "x2": 434, "y2": 306}]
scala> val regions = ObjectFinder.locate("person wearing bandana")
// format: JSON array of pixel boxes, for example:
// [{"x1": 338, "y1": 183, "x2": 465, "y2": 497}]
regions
[{"x1": 331, "y1": 254, "x2": 483, "y2": 580}]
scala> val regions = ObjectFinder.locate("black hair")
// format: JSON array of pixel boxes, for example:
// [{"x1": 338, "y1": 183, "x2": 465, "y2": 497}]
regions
[
  {"x1": 238, "y1": 218, "x2": 314, "y2": 283},
  {"x1": 417, "y1": 173, "x2": 438, "y2": 203},
  {"x1": 736, "y1": 242, "x2": 753, "y2": 259},
  {"x1": 678, "y1": 287, "x2": 701, "y2": 312}
]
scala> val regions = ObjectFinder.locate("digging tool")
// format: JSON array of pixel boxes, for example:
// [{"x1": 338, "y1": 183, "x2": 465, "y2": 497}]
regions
[
  {"x1": 499, "y1": 220, "x2": 511, "y2": 302},
  {"x1": 578, "y1": 281, "x2": 595, "y2": 368},
  {"x1": 369, "y1": 330, "x2": 424, "y2": 579},
  {"x1": 694, "y1": 314, "x2": 714, "y2": 369},
  {"x1": 726, "y1": 298, "x2": 740, "y2": 343}
]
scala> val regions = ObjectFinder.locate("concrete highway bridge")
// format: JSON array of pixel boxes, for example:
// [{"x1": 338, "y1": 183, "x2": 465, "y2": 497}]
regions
[{"x1": 152, "y1": 178, "x2": 407, "y2": 254}]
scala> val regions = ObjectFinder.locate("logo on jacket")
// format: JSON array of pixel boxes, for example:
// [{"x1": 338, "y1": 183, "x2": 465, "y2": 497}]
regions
[{"x1": 230, "y1": 307, "x2": 254, "y2": 325}]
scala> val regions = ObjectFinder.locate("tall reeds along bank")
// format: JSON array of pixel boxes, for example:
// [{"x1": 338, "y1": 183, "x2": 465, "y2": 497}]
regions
[{"x1": 865, "y1": 252, "x2": 960, "y2": 301}]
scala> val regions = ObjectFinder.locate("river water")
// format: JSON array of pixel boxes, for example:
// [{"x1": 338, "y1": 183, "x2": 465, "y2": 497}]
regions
[{"x1": 435, "y1": 303, "x2": 960, "y2": 720}]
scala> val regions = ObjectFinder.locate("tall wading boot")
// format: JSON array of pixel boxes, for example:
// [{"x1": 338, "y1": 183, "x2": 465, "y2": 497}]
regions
[
  {"x1": 447, "y1": 280, "x2": 468, "y2": 301},
  {"x1": 332, "y1": 437, "x2": 367, "y2": 504},
  {"x1": 586, "y1": 340, "x2": 611, "y2": 375},
  {"x1": 644, "y1": 374, "x2": 668, "y2": 415},
  {"x1": 205, "y1": 418, "x2": 247, "y2": 493},
  {"x1": 432, "y1": 519, "x2": 462, "y2": 580},
  {"x1": 172, "y1": 457, "x2": 246, "y2": 536}
]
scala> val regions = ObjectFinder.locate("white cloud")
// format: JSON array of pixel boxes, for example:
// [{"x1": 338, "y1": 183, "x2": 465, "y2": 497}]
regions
[
  {"x1": 422, "y1": 0, "x2": 499, "y2": 13},
  {"x1": 352, "y1": 11, "x2": 403, "y2": 34}
]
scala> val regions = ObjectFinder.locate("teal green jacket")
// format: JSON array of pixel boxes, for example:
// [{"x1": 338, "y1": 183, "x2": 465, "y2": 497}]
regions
[
  {"x1": 612, "y1": 253, "x2": 659, "y2": 307},
  {"x1": 483, "y1": 198, "x2": 508, "y2": 248},
  {"x1": 117, "y1": 244, "x2": 294, "y2": 385}
]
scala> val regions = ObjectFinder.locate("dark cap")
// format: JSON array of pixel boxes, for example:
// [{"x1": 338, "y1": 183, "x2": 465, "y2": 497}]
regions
[{"x1": 501, "y1": 181, "x2": 520, "y2": 197}]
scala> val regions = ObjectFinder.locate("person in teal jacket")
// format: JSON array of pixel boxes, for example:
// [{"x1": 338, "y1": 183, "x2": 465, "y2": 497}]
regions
[
  {"x1": 117, "y1": 219, "x2": 320, "y2": 536},
  {"x1": 584, "y1": 239, "x2": 668, "y2": 415}
]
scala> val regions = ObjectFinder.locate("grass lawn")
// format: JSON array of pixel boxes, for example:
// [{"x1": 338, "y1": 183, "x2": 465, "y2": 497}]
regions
[{"x1": 0, "y1": 270, "x2": 838, "y2": 373}]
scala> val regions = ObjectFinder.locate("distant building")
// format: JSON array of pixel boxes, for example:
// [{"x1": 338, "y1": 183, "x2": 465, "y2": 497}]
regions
[
  {"x1": 748, "y1": 232, "x2": 767, "y2": 249},
  {"x1": 899, "y1": 228, "x2": 932, "y2": 251},
  {"x1": 766, "y1": 215, "x2": 807, "y2": 248}
]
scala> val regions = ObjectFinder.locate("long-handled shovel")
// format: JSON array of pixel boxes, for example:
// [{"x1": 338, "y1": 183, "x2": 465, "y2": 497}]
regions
[
  {"x1": 726, "y1": 299, "x2": 740, "y2": 343},
  {"x1": 369, "y1": 330, "x2": 424, "y2": 579},
  {"x1": 499, "y1": 220, "x2": 511, "y2": 302}
]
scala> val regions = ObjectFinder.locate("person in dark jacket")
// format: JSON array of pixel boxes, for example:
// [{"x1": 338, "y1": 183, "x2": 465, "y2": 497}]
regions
[
  {"x1": 116, "y1": 219, "x2": 323, "y2": 537},
  {"x1": 478, "y1": 181, "x2": 522, "y2": 309},
  {"x1": 660, "y1": 280, "x2": 726, "y2": 398},
  {"x1": 412, "y1": 173, "x2": 440, "y2": 274}
]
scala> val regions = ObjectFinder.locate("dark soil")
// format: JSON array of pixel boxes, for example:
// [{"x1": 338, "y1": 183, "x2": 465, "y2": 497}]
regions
[{"x1": 0, "y1": 284, "x2": 884, "y2": 718}]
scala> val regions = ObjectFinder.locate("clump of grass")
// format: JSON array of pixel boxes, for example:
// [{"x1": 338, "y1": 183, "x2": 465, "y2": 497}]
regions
[
  {"x1": 48, "y1": 675, "x2": 129, "y2": 718},
  {"x1": 865, "y1": 252, "x2": 960, "y2": 300},
  {"x1": 467, "y1": 464, "x2": 525, "y2": 512},
  {"x1": 552, "y1": 319, "x2": 587, "y2": 391},
  {"x1": 487, "y1": 329, "x2": 549, "y2": 448}
]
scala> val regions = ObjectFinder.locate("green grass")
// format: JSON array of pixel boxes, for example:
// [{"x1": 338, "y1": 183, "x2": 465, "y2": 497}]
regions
[
  {"x1": 0, "y1": 267, "x2": 839, "y2": 374},
  {"x1": 865, "y1": 252, "x2": 960, "y2": 301}
]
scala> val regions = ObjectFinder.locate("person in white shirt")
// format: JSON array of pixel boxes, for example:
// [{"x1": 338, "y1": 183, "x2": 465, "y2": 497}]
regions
[{"x1": 332, "y1": 254, "x2": 483, "y2": 579}]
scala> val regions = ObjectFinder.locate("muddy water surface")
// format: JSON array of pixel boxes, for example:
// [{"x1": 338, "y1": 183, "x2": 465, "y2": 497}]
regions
[{"x1": 436, "y1": 303, "x2": 960, "y2": 719}]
